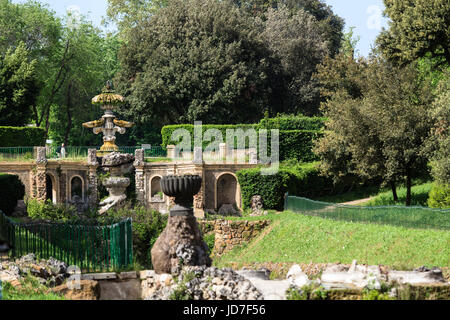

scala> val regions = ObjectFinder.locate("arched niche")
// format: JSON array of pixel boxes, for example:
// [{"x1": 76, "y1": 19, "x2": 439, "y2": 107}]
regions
[{"x1": 215, "y1": 172, "x2": 240, "y2": 210}]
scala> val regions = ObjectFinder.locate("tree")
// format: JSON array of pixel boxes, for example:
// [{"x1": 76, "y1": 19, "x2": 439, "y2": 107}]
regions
[
  {"x1": 427, "y1": 71, "x2": 450, "y2": 185},
  {"x1": 0, "y1": 43, "x2": 38, "y2": 126},
  {"x1": 115, "y1": 0, "x2": 280, "y2": 127},
  {"x1": 234, "y1": 0, "x2": 344, "y2": 56},
  {"x1": 261, "y1": 5, "x2": 330, "y2": 115},
  {"x1": 105, "y1": 0, "x2": 168, "y2": 39},
  {"x1": 377, "y1": 0, "x2": 450, "y2": 66},
  {"x1": 315, "y1": 55, "x2": 434, "y2": 206}
]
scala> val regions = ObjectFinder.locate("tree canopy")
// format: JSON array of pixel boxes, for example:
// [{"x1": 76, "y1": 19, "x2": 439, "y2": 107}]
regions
[{"x1": 377, "y1": 0, "x2": 450, "y2": 66}]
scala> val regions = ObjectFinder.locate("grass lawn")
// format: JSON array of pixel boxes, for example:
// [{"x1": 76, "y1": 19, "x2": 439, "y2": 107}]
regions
[
  {"x1": 213, "y1": 211, "x2": 450, "y2": 270},
  {"x1": 1, "y1": 275, "x2": 66, "y2": 300},
  {"x1": 364, "y1": 183, "x2": 433, "y2": 207}
]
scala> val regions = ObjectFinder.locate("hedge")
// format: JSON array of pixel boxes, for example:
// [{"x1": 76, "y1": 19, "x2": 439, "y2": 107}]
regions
[
  {"x1": 161, "y1": 125, "x2": 321, "y2": 161},
  {"x1": 259, "y1": 115, "x2": 326, "y2": 131},
  {"x1": 0, "y1": 174, "x2": 25, "y2": 215},
  {"x1": 237, "y1": 163, "x2": 344, "y2": 211},
  {"x1": 428, "y1": 184, "x2": 450, "y2": 209},
  {"x1": 0, "y1": 126, "x2": 46, "y2": 147}
]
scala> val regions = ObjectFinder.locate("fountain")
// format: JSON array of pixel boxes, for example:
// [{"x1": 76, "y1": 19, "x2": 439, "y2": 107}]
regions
[
  {"x1": 83, "y1": 82, "x2": 135, "y2": 214},
  {"x1": 83, "y1": 81, "x2": 134, "y2": 156}
]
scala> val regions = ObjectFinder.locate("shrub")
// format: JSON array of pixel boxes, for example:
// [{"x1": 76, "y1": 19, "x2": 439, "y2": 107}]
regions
[
  {"x1": 26, "y1": 198, "x2": 77, "y2": 221},
  {"x1": 0, "y1": 126, "x2": 45, "y2": 147},
  {"x1": 0, "y1": 174, "x2": 25, "y2": 215},
  {"x1": 237, "y1": 162, "x2": 348, "y2": 211},
  {"x1": 278, "y1": 130, "x2": 321, "y2": 162},
  {"x1": 259, "y1": 115, "x2": 326, "y2": 131},
  {"x1": 106, "y1": 205, "x2": 168, "y2": 269},
  {"x1": 428, "y1": 184, "x2": 450, "y2": 209}
]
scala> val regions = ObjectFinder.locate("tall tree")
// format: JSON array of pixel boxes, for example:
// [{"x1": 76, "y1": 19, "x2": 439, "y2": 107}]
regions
[
  {"x1": 377, "y1": 0, "x2": 450, "y2": 66},
  {"x1": 261, "y1": 5, "x2": 329, "y2": 115},
  {"x1": 115, "y1": 0, "x2": 281, "y2": 127},
  {"x1": 315, "y1": 56, "x2": 434, "y2": 206},
  {"x1": 0, "y1": 43, "x2": 38, "y2": 126}
]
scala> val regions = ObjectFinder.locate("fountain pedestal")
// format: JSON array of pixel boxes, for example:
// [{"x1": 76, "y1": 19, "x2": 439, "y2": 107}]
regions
[{"x1": 151, "y1": 175, "x2": 212, "y2": 274}]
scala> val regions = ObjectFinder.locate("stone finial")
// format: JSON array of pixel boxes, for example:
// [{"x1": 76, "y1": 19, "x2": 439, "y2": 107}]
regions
[
  {"x1": 249, "y1": 148, "x2": 258, "y2": 164},
  {"x1": 193, "y1": 147, "x2": 203, "y2": 164},
  {"x1": 87, "y1": 149, "x2": 98, "y2": 166},
  {"x1": 35, "y1": 147, "x2": 47, "y2": 165},
  {"x1": 134, "y1": 149, "x2": 145, "y2": 167}
]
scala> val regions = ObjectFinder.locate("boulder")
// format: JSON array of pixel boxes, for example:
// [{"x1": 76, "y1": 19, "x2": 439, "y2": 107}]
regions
[{"x1": 286, "y1": 264, "x2": 311, "y2": 288}]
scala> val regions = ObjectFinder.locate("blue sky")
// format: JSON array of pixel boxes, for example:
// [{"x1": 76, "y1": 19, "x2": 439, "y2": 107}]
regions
[{"x1": 11, "y1": 0, "x2": 389, "y2": 57}]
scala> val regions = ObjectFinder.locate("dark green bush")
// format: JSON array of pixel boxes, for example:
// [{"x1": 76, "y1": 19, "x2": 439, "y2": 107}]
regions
[
  {"x1": 237, "y1": 162, "x2": 348, "y2": 211},
  {"x1": 259, "y1": 115, "x2": 326, "y2": 131},
  {"x1": 0, "y1": 174, "x2": 25, "y2": 215},
  {"x1": 106, "y1": 205, "x2": 168, "y2": 269},
  {"x1": 428, "y1": 184, "x2": 450, "y2": 209},
  {"x1": 0, "y1": 126, "x2": 45, "y2": 147},
  {"x1": 278, "y1": 130, "x2": 321, "y2": 162}
]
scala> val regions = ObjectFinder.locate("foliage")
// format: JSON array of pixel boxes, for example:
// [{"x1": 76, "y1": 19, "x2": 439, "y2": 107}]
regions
[
  {"x1": 1, "y1": 274, "x2": 65, "y2": 300},
  {"x1": 428, "y1": 184, "x2": 450, "y2": 209},
  {"x1": 377, "y1": 0, "x2": 450, "y2": 66},
  {"x1": 26, "y1": 198, "x2": 77, "y2": 221},
  {"x1": 314, "y1": 55, "x2": 434, "y2": 206},
  {"x1": 169, "y1": 271, "x2": 196, "y2": 300},
  {"x1": 362, "y1": 289, "x2": 394, "y2": 300},
  {"x1": 213, "y1": 211, "x2": 450, "y2": 270},
  {"x1": 0, "y1": 42, "x2": 38, "y2": 126},
  {"x1": 0, "y1": 126, "x2": 45, "y2": 147},
  {"x1": 237, "y1": 162, "x2": 343, "y2": 210},
  {"x1": 258, "y1": 114, "x2": 326, "y2": 131},
  {"x1": 203, "y1": 232, "x2": 216, "y2": 255},
  {"x1": 278, "y1": 130, "x2": 321, "y2": 162},
  {"x1": 105, "y1": 204, "x2": 167, "y2": 269},
  {"x1": 426, "y1": 71, "x2": 450, "y2": 185},
  {"x1": 260, "y1": 4, "x2": 331, "y2": 115},
  {"x1": 0, "y1": 173, "x2": 25, "y2": 215}
]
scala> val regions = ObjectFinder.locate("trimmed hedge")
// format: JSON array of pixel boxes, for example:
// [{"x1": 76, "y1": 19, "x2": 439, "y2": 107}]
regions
[
  {"x1": 0, "y1": 174, "x2": 25, "y2": 215},
  {"x1": 0, "y1": 126, "x2": 45, "y2": 147},
  {"x1": 259, "y1": 115, "x2": 326, "y2": 131},
  {"x1": 161, "y1": 124, "x2": 321, "y2": 161},
  {"x1": 237, "y1": 163, "x2": 343, "y2": 211}
]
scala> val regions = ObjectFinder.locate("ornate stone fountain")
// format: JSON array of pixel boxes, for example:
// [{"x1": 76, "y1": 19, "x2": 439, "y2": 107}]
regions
[
  {"x1": 83, "y1": 81, "x2": 134, "y2": 156},
  {"x1": 151, "y1": 175, "x2": 212, "y2": 274},
  {"x1": 83, "y1": 82, "x2": 135, "y2": 214}
]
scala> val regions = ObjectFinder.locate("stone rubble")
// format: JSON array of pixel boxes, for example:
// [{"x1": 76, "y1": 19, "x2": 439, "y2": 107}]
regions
[
  {"x1": 141, "y1": 266, "x2": 264, "y2": 300},
  {"x1": 0, "y1": 253, "x2": 69, "y2": 287}
]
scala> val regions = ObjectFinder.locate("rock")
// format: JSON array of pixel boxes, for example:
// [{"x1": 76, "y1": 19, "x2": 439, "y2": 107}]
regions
[
  {"x1": 218, "y1": 204, "x2": 241, "y2": 216},
  {"x1": 251, "y1": 196, "x2": 264, "y2": 216},
  {"x1": 151, "y1": 215, "x2": 211, "y2": 275},
  {"x1": 237, "y1": 269, "x2": 270, "y2": 281},
  {"x1": 99, "y1": 279, "x2": 141, "y2": 300},
  {"x1": 286, "y1": 264, "x2": 311, "y2": 288},
  {"x1": 388, "y1": 270, "x2": 446, "y2": 285},
  {"x1": 101, "y1": 152, "x2": 134, "y2": 167},
  {"x1": 141, "y1": 266, "x2": 263, "y2": 300},
  {"x1": 52, "y1": 280, "x2": 100, "y2": 300}
]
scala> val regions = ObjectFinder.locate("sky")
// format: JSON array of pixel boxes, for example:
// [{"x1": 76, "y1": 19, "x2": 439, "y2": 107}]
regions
[{"x1": 11, "y1": 0, "x2": 389, "y2": 57}]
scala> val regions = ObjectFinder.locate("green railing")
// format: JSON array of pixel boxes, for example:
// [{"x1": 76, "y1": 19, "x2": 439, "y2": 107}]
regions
[
  {"x1": 0, "y1": 147, "x2": 35, "y2": 161},
  {"x1": 0, "y1": 146, "x2": 167, "y2": 161},
  {"x1": 0, "y1": 212, "x2": 133, "y2": 272},
  {"x1": 284, "y1": 194, "x2": 450, "y2": 230}
]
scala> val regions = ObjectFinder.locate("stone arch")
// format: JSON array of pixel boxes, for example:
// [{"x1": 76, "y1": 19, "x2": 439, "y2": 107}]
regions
[
  {"x1": 215, "y1": 172, "x2": 241, "y2": 210},
  {"x1": 45, "y1": 173, "x2": 58, "y2": 204},
  {"x1": 69, "y1": 175, "x2": 85, "y2": 202},
  {"x1": 149, "y1": 175, "x2": 164, "y2": 202}
]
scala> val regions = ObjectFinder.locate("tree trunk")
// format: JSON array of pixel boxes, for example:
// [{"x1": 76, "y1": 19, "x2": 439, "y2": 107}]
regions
[
  {"x1": 405, "y1": 173, "x2": 412, "y2": 206},
  {"x1": 390, "y1": 181, "x2": 398, "y2": 202}
]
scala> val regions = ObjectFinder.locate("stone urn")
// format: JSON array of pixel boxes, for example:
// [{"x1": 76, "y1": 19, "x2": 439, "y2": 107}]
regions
[{"x1": 151, "y1": 175, "x2": 212, "y2": 274}]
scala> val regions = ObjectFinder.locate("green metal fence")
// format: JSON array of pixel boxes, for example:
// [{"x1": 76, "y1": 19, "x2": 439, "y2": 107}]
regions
[
  {"x1": 0, "y1": 212, "x2": 133, "y2": 272},
  {"x1": 0, "y1": 147, "x2": 35, "y2": 161},
  {"x1": 0, "y1": 146, "x2": 167, "y2": 161},
  {"x1": 284, "y1": 194, "x2": 450, "y2": 230}
]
